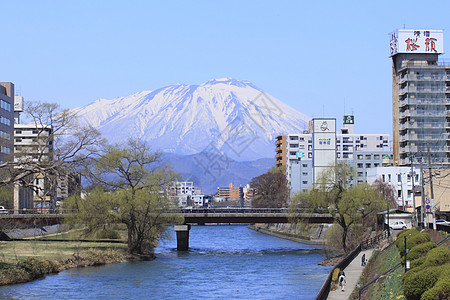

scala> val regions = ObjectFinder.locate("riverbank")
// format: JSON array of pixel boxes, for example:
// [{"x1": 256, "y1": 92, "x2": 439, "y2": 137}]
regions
[
  {"x1": 248, "y1": 223, "x2": 327, "y2": 245},
  {"x1": 0, "y1": 224, "x2": 155, "y2": 287}
]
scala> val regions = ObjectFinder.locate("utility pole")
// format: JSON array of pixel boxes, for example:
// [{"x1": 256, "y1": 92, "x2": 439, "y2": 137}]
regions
[
  {"x1": 420, "y1": 153, "x2": 425, "y2": 229},
  {"x1": 409, "y1": 153, "x2": 416, "y2": 226},
  {"x1": 427, "y1": 144, "x2": 436, "y2": 229}
]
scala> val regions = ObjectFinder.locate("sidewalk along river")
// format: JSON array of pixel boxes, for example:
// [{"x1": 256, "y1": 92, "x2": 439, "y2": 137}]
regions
[{"x1": 0, "y1": 224, "x2": 332, "y2": 300}]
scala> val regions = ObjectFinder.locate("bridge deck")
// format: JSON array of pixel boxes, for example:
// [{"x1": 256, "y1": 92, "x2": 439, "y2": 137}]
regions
[{"x1": 0, "y1": 208, "x2": 334, "y2": 225}]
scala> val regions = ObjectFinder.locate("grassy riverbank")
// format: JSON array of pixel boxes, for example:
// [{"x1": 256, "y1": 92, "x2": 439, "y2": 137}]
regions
[
  {"x1": 351, "y1": 229, "x2": 449, "y2": 299},
  {"x1": 350, "y1": 239, "x2": 404, "y2": 299},
  {"x1": 0, "y1": 228, "x2": 133, "y2": 286}
]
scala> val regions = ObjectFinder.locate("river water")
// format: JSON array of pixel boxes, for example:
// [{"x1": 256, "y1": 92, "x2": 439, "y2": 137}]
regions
[{"x1": 0, "y1": 225, "x2": 331, "y2": 299}]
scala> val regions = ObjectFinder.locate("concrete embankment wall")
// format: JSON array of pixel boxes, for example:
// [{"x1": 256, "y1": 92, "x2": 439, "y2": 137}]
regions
[{"x1": 249, "y1": 223, "x2": 329, "y2": 245}]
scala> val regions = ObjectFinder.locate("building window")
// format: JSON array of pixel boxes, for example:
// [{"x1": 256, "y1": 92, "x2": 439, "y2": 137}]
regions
[
  {"x1": 374, "y1": 154, "x2": 380, "y2": 159},
  {"x1": 302, "y1": 181, "x2": 308, "y2": 185},
  {"x1": 366, "y1": 163, "x2": 371, "y2": 168},
  {"x1": 357, "y1": 154, "x2": 363, "y2": 160},
  {"x1": 357, "y1": 163, "x2": 363, "y2": 168},
  {"x1": 308, "y1": 153, "x2": 312, "y2": 158},
  {"x1": 365, "y1": 154, "x2": 371, "y2": 159}
]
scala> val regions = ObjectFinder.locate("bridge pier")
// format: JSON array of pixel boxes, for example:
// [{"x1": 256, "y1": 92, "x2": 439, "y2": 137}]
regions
[{"x1": 174, "y1": 224, "x2": 191, "y2": 251}]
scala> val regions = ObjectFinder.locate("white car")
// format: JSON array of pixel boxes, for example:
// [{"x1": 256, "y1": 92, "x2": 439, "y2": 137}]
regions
[
  {"x1": 390, "y1": 221, "x2": 407, "y2": 230},
  {"x1": 436, "y1": 219, "x2": 450, "y2": 226},
  {"x1": 0, "y1": 206, "x2": 9, "y2": 214}
]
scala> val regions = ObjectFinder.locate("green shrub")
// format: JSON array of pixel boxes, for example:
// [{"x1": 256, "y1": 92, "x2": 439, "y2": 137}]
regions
[
  {"x1": 83, "y1": 249, "x2": 124, "y2": 266},
  {"x1": 410, "y1": 256, "x2": 426, "y2": 269},
  {"x1": 17, "y1": 257, "x2": 62, "y2": 279},
  {"x1": 408, "y1": 242, "x2": 436, "y2": 261},
  {"x1": 0, "y1": 264, "x2": 30, "y2": 285},
  {"x1": 403, "y1": 265, "x2": 445, "y2": 300},
  {"x1": 396, "y1": 229, "x2": 420, "y2": 248},
  {"x1": 95, "y1": 228, "x2": 121, "y2": 239},
  {"x1": 420, "y1": 273, "x2": 450, "y2": 300},
  {"x1": 422, "y1": 247, "x2": 450, "y2": 268},
  {"x1": 398, "y1": 233, "x2": 431, "y2": 257}
]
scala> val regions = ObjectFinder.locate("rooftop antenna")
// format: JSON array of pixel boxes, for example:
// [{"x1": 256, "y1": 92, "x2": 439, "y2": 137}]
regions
[{"x1": 344, "y1": 97, "x2": 347, "y2": 117}]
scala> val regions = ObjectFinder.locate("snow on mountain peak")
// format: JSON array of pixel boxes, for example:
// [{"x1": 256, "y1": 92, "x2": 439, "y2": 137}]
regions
[{"x1": 72, "y1": 79, "x2": 310, "y2": 160}]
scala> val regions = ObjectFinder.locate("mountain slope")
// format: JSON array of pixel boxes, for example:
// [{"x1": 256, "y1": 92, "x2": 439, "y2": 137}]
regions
[{"x1": 71, "y1": 78, "x2": 310, "y2": 160}]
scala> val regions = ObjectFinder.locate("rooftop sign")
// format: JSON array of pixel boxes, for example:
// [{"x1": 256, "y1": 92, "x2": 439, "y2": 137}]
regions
[{"x1": 390, "y1": 29, "x2": 444, "y2": 56}]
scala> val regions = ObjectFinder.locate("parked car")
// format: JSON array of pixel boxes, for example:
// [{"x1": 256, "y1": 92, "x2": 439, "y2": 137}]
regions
[
  {"x1": 390, "y1": 221, "x2": 407, "y2": 230},
  {"x1": 436, "y1": 219, "x2": 450, "y2": 226},
  {"x1": 0, "y1": 206, "x2": 9, "y2": 214}
]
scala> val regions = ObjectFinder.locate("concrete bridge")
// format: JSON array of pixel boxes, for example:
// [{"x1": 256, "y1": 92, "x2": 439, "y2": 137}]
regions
[{"x1": 0, "y1": 208, "x2": 334, "y2": 250}]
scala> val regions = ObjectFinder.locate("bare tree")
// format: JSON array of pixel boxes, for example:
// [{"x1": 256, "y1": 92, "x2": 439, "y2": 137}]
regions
[
  {"x1": 0, "y1": 101, "x2": 104, "y2": 197},
  {"x1": 66, "y1": 139, "x2": 182, "y2": 258}
]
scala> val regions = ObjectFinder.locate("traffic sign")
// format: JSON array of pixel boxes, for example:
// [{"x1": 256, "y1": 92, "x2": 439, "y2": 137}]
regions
[
  {"x1": 426, "y1": 205, "x2": 430, "y2": 210},
  {"x1": 426, "y1": 199, "x2": 430, "y2": 204},
  {"x1": 296, "y1": 151, "x2": 304, "y2": 159}
]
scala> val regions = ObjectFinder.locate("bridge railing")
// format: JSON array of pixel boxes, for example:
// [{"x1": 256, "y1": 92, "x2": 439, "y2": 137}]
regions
[
  {"x1": 176, "y1": 207, "x2": 328, "y2": 214},
  {"x1": 0, "y1": 207, "x2": 331, "y2": 216}
]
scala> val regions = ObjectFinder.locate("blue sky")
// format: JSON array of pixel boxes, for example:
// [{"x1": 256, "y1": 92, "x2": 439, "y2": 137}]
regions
[{"x1": 2, "y1": 0, "x2": 450, "y2": 135}]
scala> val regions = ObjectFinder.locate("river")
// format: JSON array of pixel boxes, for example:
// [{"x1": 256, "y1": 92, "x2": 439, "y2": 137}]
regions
[{"x1": 0, "y1": 225, "x2": 332, "y2": 299}]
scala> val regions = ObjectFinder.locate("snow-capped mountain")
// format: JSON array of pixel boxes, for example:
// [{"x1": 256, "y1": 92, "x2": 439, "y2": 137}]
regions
[{"x1": 71, "y1": 78, "x2": 310, "y2": 160}]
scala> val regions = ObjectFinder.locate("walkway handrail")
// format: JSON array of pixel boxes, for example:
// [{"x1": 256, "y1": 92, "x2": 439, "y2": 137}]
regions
[{"x1": 358, "y1": 261, "x2": 402, "y2": 299}]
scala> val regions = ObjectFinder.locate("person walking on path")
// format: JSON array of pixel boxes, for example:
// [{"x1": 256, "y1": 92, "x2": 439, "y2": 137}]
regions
[
  {"x1": 338, "y1": 270, "x2": 346, "y2": 292},
  {"x1": 361, "y1": 253, "x2": 366, "y2": 266}
]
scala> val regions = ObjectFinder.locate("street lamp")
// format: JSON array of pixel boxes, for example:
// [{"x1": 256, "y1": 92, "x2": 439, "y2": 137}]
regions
[{"x1": 404, "y1": 233, "x2": 412, "y2": 273}]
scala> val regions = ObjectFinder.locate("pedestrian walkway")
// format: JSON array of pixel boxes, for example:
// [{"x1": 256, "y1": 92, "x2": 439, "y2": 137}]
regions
[{"x1": 327, "y1": 248, "x2": 374, "y2": 300}]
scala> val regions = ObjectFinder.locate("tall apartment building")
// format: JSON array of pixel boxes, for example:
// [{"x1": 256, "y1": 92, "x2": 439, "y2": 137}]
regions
[
  {"x1": 275, "y1": 115, "x2": 391, "y2": 194},
  {"x1": 0, "y1": 82, "x2": 14, "y2": 164},
  {"x1": 390, "y1": 29, "x2": 450, "y2": 166},
  {"x1": 14, "y1": 123, "x2": 54, "y2": 211},
  {"x1": 217, "y1": 183, "x2": 243, "y2": 202}
]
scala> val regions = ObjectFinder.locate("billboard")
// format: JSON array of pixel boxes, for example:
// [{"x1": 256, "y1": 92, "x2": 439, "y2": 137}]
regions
[
  {"x1": 14, "y1": 96, "x2": 24, "y2": 112},
  {"x1": 390, "y1": 29, "x2": 444, "y2": 56},
  {"x1": 312, "y1": 119, "x2": 336, "y2": 185},
  {"x1": 343, "y1": 115, "x2": 354, "y2": 125}
]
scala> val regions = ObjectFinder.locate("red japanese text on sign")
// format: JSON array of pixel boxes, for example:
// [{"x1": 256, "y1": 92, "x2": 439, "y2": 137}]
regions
[
  {"x1": 425, "y1": 38, "x2": 437, "y2": 53},
  {"x1": 405, "y1": 38, "x2": 420, "y2": 51}
]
